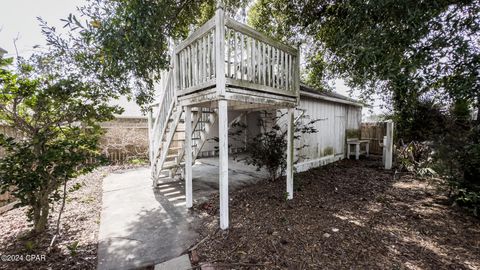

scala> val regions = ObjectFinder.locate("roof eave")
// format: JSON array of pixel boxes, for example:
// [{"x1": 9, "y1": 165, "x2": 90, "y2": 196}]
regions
[{"x1": 299, "y1": 90, "x2": 365, "y2": 107}]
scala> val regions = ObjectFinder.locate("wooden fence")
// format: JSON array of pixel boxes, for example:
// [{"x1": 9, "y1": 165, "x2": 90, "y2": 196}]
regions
[
  {"x1": 0, "y1": 119, "x2": 150, "y2": 209},
  {"x1": 361, "y1": 122, "x2": 387, "y2": 155},
  {"x1": 0, "y1": 119, "x2": 149, "y2": 164}
]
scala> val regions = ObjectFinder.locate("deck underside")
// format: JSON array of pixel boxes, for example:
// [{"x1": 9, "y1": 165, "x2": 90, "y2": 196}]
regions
[{"x1": 177, "y1": 87, "x2": 297, "y2": 111}]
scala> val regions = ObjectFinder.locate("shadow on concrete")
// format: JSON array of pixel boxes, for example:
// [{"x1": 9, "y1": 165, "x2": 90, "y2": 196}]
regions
[{"x1": 97, "y1": 158, "x2": 268, "y2": 270}]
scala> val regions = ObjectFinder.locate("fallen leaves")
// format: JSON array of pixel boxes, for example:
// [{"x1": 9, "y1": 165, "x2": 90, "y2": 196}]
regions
[{"x1": 191, "y1": 158, "x2": 480, "y2": 269}]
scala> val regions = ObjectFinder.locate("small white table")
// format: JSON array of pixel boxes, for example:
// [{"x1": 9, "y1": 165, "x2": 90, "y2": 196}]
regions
[{"x1": 347, "y1": 139, "x2": 370, "y2": 160}]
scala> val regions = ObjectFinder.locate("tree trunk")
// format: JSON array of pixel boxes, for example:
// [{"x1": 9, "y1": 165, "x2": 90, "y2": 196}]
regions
[{"x1": 33, "y1": 194, "x2": 50, "y2": 234}]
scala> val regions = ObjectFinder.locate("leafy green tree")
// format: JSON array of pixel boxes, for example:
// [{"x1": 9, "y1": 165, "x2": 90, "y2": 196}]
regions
[
  {"x1": 248, "y1": 0, "x2": 480, "y2": 122},
  {"x1": 0, "y1": 55, "x2": 120, "y2": 234},
  {"x1": 43, "y1": 0, "x2": 247, "y2": 107},
  {"x1": 249, "y1": 0, "x2": 480, "y2": 212}
]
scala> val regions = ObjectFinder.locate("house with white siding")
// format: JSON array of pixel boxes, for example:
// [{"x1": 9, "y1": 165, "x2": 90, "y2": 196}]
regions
[
  {"x1": 147, "y1": 5, "x2": 363, "y2": 230},
  {"x1": 195, "y1": 84, "x2": 363, "y2": 172}
]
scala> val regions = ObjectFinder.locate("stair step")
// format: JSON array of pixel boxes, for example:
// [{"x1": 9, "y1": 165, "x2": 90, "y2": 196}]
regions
[
  {"x1": 165, "y1": 154, "x2": 178, "y2": 160},
  {"x1": 165, "y1": 129, "x2": 186, "y2": 133},
  {"x1": 169, "y1": 118, "x2": 185, "y2": 123},
  {"x1": 163, "y1": 160, "x2": 195, "y2": 170},
  {"x1": 171, "y1": 137, "x2": 201, "y2": 142},
  {"x1": 163, "y1": 161, "x2": 183, "y2": 169}
]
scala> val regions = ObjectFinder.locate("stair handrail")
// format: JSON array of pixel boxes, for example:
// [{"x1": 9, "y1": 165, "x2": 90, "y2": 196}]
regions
[{"x1": 150, "y1": 70, "x2": 176, "y2": 172}]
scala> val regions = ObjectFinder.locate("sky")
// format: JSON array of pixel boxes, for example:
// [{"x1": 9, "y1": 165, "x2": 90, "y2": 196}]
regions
[
  {"x1": 0, "y1": 0, "x2": 85, "y2": 58},
  {"x1": 0, "y1": 0, "x2": 384, "y2": 118}
]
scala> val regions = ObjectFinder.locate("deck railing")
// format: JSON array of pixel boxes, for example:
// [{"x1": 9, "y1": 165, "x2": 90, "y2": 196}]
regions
[
  {"x1": 174, "y1": 8, "x2": 299, "y2": 99},
  {"x1": 149, "y1": 70, "x2": 175, "y2": 166}
]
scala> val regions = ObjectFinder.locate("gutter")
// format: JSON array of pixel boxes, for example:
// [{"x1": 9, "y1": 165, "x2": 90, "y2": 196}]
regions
[{"x1": 299, "y1": 90, "x2": 365, "y2": 107}]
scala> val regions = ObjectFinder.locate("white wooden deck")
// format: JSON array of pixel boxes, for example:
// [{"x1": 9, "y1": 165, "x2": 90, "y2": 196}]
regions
[
  {"x1": 148, "y1": 4, "x2": 299, "y2": 230},
  {"x1": 173, "y1": 6, "x2": 299, "y2": 110}
]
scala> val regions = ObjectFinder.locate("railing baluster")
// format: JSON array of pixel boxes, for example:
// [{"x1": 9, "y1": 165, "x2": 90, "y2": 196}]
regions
[
  {"x1": 180, "y1": 51, "x2": 183, "y2": 89},
  {"x1": 268, "y1": 45, "x2": 272, "y2": 87},
  {"x1": 203, "y1": 37, "x2": 205, "y2": 82},
  {"x1": 195, "y1": 42, "x2": 199, "y2": 86},
  {"x1": 208, "y1": 32, "x2": 211, "y2": 79},
  {"x1": 197, "y1": 41, "x2": 200, "y2": 84},
  {"x1": 233, "y1": 31, "x2": 237, "y2": 79},
  {"x1": 193, "y1": 44, "x2": 196, "y2": 87},
  {"x1": 184, "y1": 49, "x2": 188, "y2": 88},
  {"x1": 254, "y1": 39, "x2": 257, "y2": 83},
  {"x1": 185, "y1": 47, "x2": 188, "y2": 88},
  {"x1": 226, "y1": 28, "x2": 231, "y2": 78},
  {"x1": 278, "y1": 48, "x2": 281, "y2": 89},
  {"x1": 212, "y1": 29, "x2": 216, "y2": 79},
  {"x1": 240, "y1": 33, "x2": 244, "y2": 80},
  {"x1": 289, "y1": 54, "x2": 295, "y2": 91},
  {"x1": 282, "y1": 51, "x2": 286, "y2": 90},
  {"x1": 255, "y1": 39, "x2": 258, "y2": 84},
  {"x1": 286, "y1": 54, "x2": 290, "y2": 91},
  {"x1": 193, "y1": 43, "x2": 197, "y2": 86},
  {"x1": 190, "y1": 45, "x2": 193, "y2": 87},
  {"x1": 262, "y1": 43, "x2": 266, "y2": 86},
  {"x1": 274, "y1": 47, "x2": 277, "y2": 89},
  {"x1": 186, "y1": 48, "x2": 189, "y2": 87},
  {"x1": 245, "y1": 36, "x2": 249, "y2": 82},
  {"x1": 258, "y1": 42, "x2": 262, "y2": 85},
  {"x1": 279, "y1": 49, "x2": 283, "y2": 89},
  {"x1": 200, "y1": 40, "x2": 203, "y2": 84},
  {"x1": 250, "y1": 37, "x2": 254, "y2": 83}
]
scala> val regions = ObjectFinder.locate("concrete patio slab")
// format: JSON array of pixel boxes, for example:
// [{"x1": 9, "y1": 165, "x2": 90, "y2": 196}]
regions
[
  {"x1": 97, "y1": 158, "x2": 267, "y2": 270},
  {"x1": 154, "y1": 254, "x2": 191, "y2": 270}
]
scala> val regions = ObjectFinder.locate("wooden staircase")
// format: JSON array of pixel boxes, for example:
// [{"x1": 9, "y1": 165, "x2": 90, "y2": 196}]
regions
[{"x1": 148, "y1": 71, "x2": 218, "y2": 184}]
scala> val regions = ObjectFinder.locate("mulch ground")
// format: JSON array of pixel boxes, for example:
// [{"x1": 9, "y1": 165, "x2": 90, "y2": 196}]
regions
[
  {"x1": 0, "y1": 165, "x2": 144, "y2": 270},
  {"x1": 192, "y1": 157, "x2": 480, "y2": 269}
]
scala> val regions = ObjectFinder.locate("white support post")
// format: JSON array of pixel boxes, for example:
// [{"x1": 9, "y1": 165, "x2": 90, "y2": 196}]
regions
[
  {"x1": 382, "y1": 136, "x2": 387, "y2": 165},
  {"x1": 355, "y1": 144, "x2": 360, "y2": 160},
  {"x1": 286, "y1": 108, "x2": 294, "y2": 200},
  {"x1": 218, "y1": 99, "x2": 229, "y2": 229},
  {"x1": 185, "y1": 106, "x2": 193, "y2": 208},
  {"x1": 385, "y1": 121, "x2": 394, "y2": 170},
  {"x1": 147, "y1": 109, "x2": 153, "y2": 168},
  {"x1": 215, "y1": 3, "x2": 226, "y2": 97}
]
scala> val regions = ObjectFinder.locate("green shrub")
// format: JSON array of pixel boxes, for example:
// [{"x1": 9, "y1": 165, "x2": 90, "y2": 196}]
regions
[
  {"x1": 0, "y1": 55, "x2": 118, "y2": 234},
  {"x1": 454, "y1": 189, "x2": 480, "y2": 216},
  {"x1": 229, "y1": 110, "x2": 320, "y2": 181},
  {"x1": 128, "y1": 158, "x2": 148, "y2": 165}
]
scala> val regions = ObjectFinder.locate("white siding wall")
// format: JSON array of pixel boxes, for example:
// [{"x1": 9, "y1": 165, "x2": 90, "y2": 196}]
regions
[
  {"x1": 346, "y1": 105, "x2": 362, "y2": 130},
  {"x1": 198, "y1": 97, "x2": 362, "y2": 168},
  {"x1": 281, "y1": 97, "x2": 362, "y2": 168},
  {"x1": 200, "y1": 110, "x2": 260, "y2": 154}
]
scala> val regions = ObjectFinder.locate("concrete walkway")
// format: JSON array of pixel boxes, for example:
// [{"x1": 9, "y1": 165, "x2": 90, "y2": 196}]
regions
[{"x1": 97, "y1": 158, "x2": 267, "y2": 270}]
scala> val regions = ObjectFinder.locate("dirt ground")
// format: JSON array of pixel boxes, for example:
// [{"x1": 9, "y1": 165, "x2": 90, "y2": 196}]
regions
[
  {"x1": 0, "y1": 165, "x2": 142, "y2": 270},
  {"x1": 192, "y1": 157, "x2": 480, "y2": 269}
]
